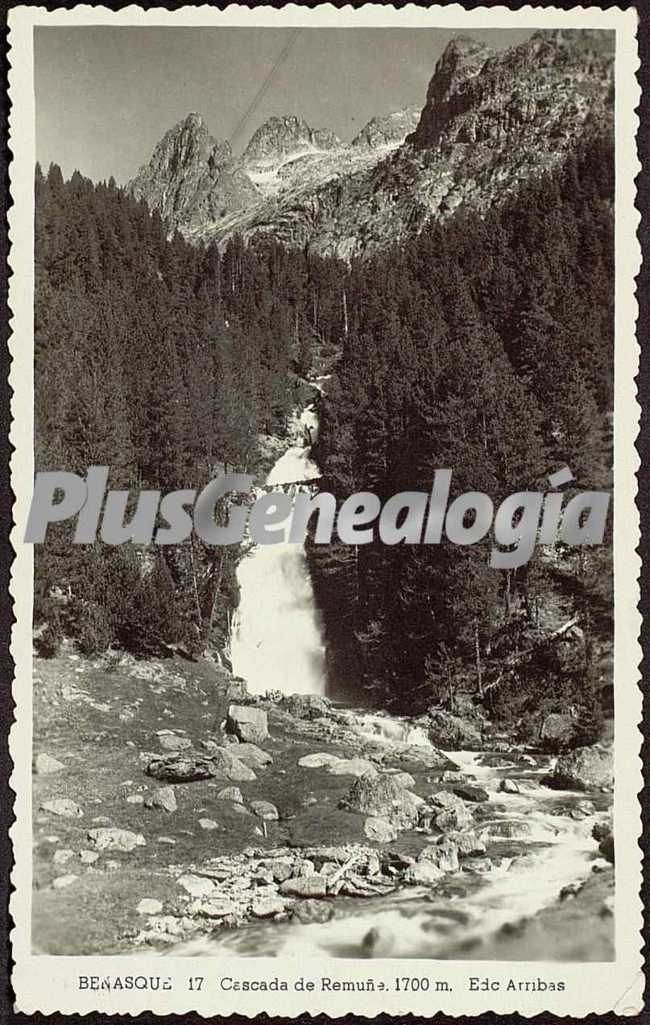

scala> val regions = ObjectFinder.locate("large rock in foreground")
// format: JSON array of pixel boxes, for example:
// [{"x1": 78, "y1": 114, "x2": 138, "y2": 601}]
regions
[
  {"x1": 427, "y1": 790, "x2": 474, "y2": 831},
  {"x1": 280, "y1": 694, "x2": 332, "y2": 720},
  {"x1": 343, "y1": 774, "x2": 421, "y2": 830},
  {"x1": 547, "y1": 745, "x2": 613, "y2": 791},
  {"x1": 540, "y1": 713, "x2": 576, "y2": 751},
  {"x1": 146, "y1": 754, "x2": 218, "y2": 783},
  {"x1": 227, "y1": 705, "x2": 269, "y2": 744},
  {"x1": 427, "y1": 711, "x2": 482, "y2": 750}
]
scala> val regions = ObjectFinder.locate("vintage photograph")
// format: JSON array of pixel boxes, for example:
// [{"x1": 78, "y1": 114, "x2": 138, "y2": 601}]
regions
[{"x1": 7, "y1": 3, "x2": 642, "y2": 1017}]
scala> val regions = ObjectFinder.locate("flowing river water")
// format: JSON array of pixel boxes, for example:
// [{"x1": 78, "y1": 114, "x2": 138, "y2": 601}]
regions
[{"x1": 224, "y1": 409, "x2": 610, "y2": 959}]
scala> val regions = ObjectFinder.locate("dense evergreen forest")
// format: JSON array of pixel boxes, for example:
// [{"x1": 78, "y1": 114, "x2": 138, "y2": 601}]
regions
[
  {"x1": 34, "y1": 163, "x2": 344, "y2": 657},
  {"x1": 311, "y1": 133, "x2": 614, "y2": 730},
  {"x1": 34, "y1": 134, "x2": 613, "y2": 735}
]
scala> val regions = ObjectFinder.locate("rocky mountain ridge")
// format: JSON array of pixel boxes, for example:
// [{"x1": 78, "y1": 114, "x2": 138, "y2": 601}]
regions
[
  {"x1": 129, "y1": 112, "x2": 259, "y2": 232},
  {"x1": 242, "y1": 114, "x2": 342, "y2": 168},
  {"x1": 129, "y1": 30, "x2": 613, "y2": 258}
]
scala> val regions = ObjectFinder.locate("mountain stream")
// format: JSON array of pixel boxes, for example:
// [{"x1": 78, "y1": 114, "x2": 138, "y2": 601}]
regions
[{"x1": 224, "y1": 409, "x2": 610, "y2": 959}]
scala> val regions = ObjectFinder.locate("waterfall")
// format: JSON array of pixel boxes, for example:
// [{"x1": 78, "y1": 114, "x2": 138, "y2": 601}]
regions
[{"x1": 230, "y1": 406, "x2": 326, "y2": 696}]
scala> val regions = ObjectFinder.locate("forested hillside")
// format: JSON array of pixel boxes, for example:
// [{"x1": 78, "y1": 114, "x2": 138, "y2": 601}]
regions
[
  {"x1": 34, "y1": 164, "x2": 346, "y2": 657},
  {"x1": 34, "y1": 132, "x2": 613, "y2": 737},
  {"x1": 310, "y1": 133, "x2": 614, "y2": 729}
]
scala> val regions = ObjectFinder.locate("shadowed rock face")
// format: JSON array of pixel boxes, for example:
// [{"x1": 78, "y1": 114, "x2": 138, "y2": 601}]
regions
[
  {"x1": 129, "y1": 112, "x2": 259, "y2": 231},
  {"x1": 131, "y1": 31, "x2": 613, "y2": 258},
  {"x1": 408, "y1": 29, "x2": 613, "y2": 152}
]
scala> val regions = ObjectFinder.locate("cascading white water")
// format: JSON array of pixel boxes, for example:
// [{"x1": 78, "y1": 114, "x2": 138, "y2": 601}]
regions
[
  {"x1": 229, "y1": 407, "x2": 326, "y2": 696},
  {"x1": 178, "y1": 746, "x2": 609, "y2": 960}
]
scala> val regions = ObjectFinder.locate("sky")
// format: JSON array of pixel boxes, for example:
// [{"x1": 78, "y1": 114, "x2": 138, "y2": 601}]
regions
[{"x1": 35, "y1": 27, "x2": 534, "y2": 185}]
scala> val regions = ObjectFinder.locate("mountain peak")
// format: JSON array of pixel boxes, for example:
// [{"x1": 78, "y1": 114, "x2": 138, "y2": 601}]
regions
[
  {"x1": 351, "y1": 106, "x2": 421, "y2": 150},
  {"x1": 180, "y1": 111, "x2": 208, "y2": 133},
  {"x1": 242, "y1": 115, "x2": 341, "y2": 166},
  {"x1": 129, "y1": 115, "x2": 256, "y2": 231},
  {"x1": 409, "y1": 28, "x2": 612, "y2": 151},
  {"x1": 442, "y1": 35, "x2": 492, "y2": 57}
]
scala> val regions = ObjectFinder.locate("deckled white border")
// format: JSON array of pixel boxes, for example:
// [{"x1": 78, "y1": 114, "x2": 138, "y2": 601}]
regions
[{"x1": 8, "y1": 3, "x2": 642, "y2": 1016}]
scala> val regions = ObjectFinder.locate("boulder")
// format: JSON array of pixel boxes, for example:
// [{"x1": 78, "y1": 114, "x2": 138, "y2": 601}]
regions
[
  {"x1": 499, "y1": 778, "x2": 520, "y2": 794},
  {"x1": 427, "y1": 711, "x2": 482, "y2": 750},
  {"x1": 137, "y1": 898, "x2": 163, "y2": 915},
  {"x1": 444, "y1": 830, "x2": 487, "y2": 856},
  {"x1": 199, "y1": 818, "x2": 221, "y2": 831},
  {"x1": 592, "y1": 819, "x2": 612, "y2": 843},
  {"x1": 281, "y1": 694, "x2": 331, "y2": 720},
  {"x1": 452, "y1": 784, "x2": 489, "y2": 803},
  {"x1": 292, "y1": 899, "x2": 335, "y2": 924},
  {"x1": 209, "y1": 747, "x2": 257, "y2": 782},
  {"x1": 261, "y1": 859, "x2": 293, "y2": 883},
  {"x1": 599, "y1": 833, "x2": 614, "y2": 865},
  {"x1": 569, "y1": 798, "x2": 597, "y2": 820},
  {"x1": 328, "y1": 758, "x2": 378, "y2": 778},
  {"x1": 158, "y1": 734, "x2": 192, "y2": 753},
  {"x1": 344, "y1": 774, "x2": 421, "y2": 830},
  {"x1": 593, "y1": 818, "x2": 614, "y2": 864},
  {"x1": 87, "y1": 827, "x2": 146, "y2": 852},
  {"x1": 419, "y1": 838, "x2": 459, "y2": 872},
  {"x1": 144, "y1": 786, "x2": 177, "y2": 813},
  {"x1": 250, "y1": 800, "x2": 279, "y2": 822},
  {"x1": 34, "y1": 753, "x2": 65, "y2": 775},
  {"x1": 547, "y1": 745, "x2": 613, "y2": 791},
  {"x1": 145, "y1": 754, "x2": 218, "y2": 783},
  {"x1": 403, "y1": 861, "x2": 444, "y2": 885},
  {"x1": 407, "y1": 745, "x2": 452, "y2": 769},
  {"x1": 177, "y1": 874, "x2": 215, "y2": 898},
  {"x1": 576, "y1": 799, "x2": 596, "y2": 816},
  {"x1": 79, "y1": 850, "x2": 99, "y2": 864},
  {"x1": 279, "y1": 875, "x2": 327, "y2": 898},
  {"x1": 364, "y1": 817, "x2": 398, "y2": 843},
  {"x1": 428, "y1": 790, "x2": 473, "y2": 831},
  {"x1": 41, "y1": 798, "x2": 84, "y2": 818},
  {"x1": 224, "y1": 679, "x2": 249, "y2": 702},
  {"x1": 226, "y1": 705, "x2": 269, "y2": 744},
  {"x1": 559, "y1": 882, "x2": 581, "y2": 901},
  {"x1": 216, "y1": 786, "x2": 244, "y2": 804},
  {"x1": 251, "y1": 897, "x2": 288, "y2": 918},
  {"x1": 189, "y1": 898, "x2": 237, "y2": 918},
  {"x1": 234, "y1": 743, "x2": 273, "y2": 769},
  {"x1": 389, "y1": 771, "x2": 416, "y2": 789},
  {"x1": 298, "y1": 752, "x2": 342, "y2": 768},
  {"x1": 540, "y1": 713, "x2": 576, "y2": 751}
]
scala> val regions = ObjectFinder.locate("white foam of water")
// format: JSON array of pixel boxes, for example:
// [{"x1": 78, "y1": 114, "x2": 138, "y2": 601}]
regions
[
  {"x1": 230, "y1": 407, "x2": 326, "y2": 696},
  {"x1": 264, "y1": 800, "x2": 596, "y2": 959},
  {"x1": 353, "y1": 711, "x2": 432, "y2": 748},
  {"x1": 166, "y1": 742, "x2": 601, "y2": 959}
]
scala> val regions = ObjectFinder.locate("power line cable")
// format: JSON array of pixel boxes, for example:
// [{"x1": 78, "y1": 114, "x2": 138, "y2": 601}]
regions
[{"x1": 228, "y1": 28, "x2": 301, "y2": 149}]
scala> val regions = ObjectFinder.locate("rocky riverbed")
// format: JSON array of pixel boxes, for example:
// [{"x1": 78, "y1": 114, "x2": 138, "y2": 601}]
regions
[{"x1": 32, "y1": 648, "x2": 614, "y2": 958}]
